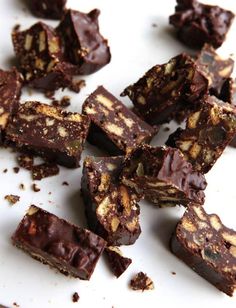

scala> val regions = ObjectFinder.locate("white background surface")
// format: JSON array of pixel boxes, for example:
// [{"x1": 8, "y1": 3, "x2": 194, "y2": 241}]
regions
[{"x1": 0, "y1": 0, "x2": 236, "y2": 307}]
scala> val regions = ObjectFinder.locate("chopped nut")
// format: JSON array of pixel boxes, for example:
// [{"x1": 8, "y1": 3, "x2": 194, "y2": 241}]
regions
[
  {"x1": 111, "y1": 216, "x2": 120, "y2": 232},
  {"x1": 4, "y1": 194, "x2": 20, "y2": 205},
  {"x1": 182, "y1": 217, "x2": 197, "y2": 232}
]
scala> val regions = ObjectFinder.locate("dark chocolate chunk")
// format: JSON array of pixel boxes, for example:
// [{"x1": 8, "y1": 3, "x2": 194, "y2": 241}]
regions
[
  {"x1": 28, "y1": 0, "x2": 67, "y2": 19},
  {"x1": 12, "y1": 205, "x2": 106, "y2": 280},
  {"x1": 32, "y1": 183, "x2": 41, "y2": 192},
  {"x1": 82, "y1": 86, "x2": 157, "y2": 155},
  {"x1": 130, "y1": 272, "x2": 154, "y2": 291},
  {"x1": 171, "y1": 204, "x2": 236, "y2": 296},
  {"x1": 166, "y1": 95, "x2": 236, "y2": 173},
  {"x1": 72, "y1": 292, "x2": 80, "y2": 302},
  {"x1": 32, "y1": 163, "x2": 59, "y2": 180},
  {"x1": 5, "y1": 101, "x2": 90, "y2": 168},
  {"x1": 196, "y1": 44, "x2": 234, "y2": 98},
  {"x1": 5, "y1": 194, "x2": 20, "y2": 205},
  {"x1": 121, "y1": 144, "x2": 207, "y2": 207},
  {"x1": 169, "y1": 0, "x2": 235, "y2": 49},
  {"x1": 13, "y1": 167, "x2": 20, "y2": 174},
  {"x1": 57, "y1": 9, "x2": 111, "y2": 75},
  {"x1": 12, "y1": 22, "x2": 74, "y2": 91},
  {"x1": 105, "y1": 246, "x2": 132, "y2": 278},
  {"x1": 81, "y1": 156, "x2": 141, "y2": 246},
  {"x1": 121, "y1": 53, "x2": 208, "y2": 125},
  {"x1": 0, "y1": 68, "x2": 22, "y2": 144}
]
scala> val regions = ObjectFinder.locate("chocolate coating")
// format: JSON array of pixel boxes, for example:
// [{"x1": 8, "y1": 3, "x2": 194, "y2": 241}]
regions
[
  {"x1": 12, "y1": 206, "x2": 106, "y2": 280},
  {"x1": 171, "y1": 204, "x2": 236, "y2": 296},
  {"x1": 169, "y1": 0, "x2": 235, "y2": 49},
  {"x1": 81, "y1": 156, "x2": 141, "y2": 246},
  {"x1": 28, "y1": 0, "x2": 66, "y2": 19},
  {"x1": 57, "y1": 9, "x2": 111, "y2": 75},
  {"x1": 5, "y1": 101, "x2": 90, "y2": 168},
  {"x1": 121, "y1": 145, "x2": 207, "y2": 207}
]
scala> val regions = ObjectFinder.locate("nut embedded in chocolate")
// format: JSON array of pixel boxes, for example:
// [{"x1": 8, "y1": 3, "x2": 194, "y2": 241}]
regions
[{"x1": 171, "y1": 204, "x2": 236, "y2": 296}]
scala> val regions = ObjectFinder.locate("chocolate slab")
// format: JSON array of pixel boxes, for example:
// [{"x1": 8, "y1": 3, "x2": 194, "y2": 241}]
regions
[
  {"x1": 28, "y1": 0, "x2": 67, "y2": 19},
  {"x1": 81, "y1": 156, "x2": 141, "y2": 246},
  {"x1": 121, "y1": 53, "x2": 208, "y2": 125},
  {"x1": 82, "y1": 86, "x2": 157, "y2": 155},
  {"x1": 0, "y1": 68, "x2": 22, "y2": 144},
  {"x1": 121, "y1": 145, "x2": 207, "y2": 207},
  {"x1": 12, "y1": 205, "x2": 106, "y2": 280},
  {"x1": 166, "y1": 95, "x2": 236, "y2": 173},
  {"x1": 169, "y1": 0, "x2": 235, "y2": 49},
  {"x1": 171, "y1": 204, "x2": 236, "y2": 296},
  {"x1": 57, "y1": 9, "x2": 111, "y2": 75},
  {"x1": 5, "y1": 101, "x2": 90, "y2": 168}
]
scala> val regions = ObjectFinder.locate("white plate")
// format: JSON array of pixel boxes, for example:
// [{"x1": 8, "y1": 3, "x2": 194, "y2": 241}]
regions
[{"x1": 0, "y1": 0, "x2": 236, "y2": 307}]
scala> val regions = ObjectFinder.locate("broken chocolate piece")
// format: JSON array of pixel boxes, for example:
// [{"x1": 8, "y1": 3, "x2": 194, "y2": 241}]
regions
[
  {"x1": 57, "y1": 9, "x2": 111, "y2": 74},
  {"x1": 72, "y1": 292, "x2": 80, "y2": 303},
  {"x1": 17, "y1": 154, "x2": 34, "y2": 170},
  {"x1": 12, "y1": 22, "x2": 74, "y2": 91},
  {"x1": 0, "y1": 68, "x2": 22, "y2": 144},
  {"x1": 5, "y1": 194, "x2": 20, "y2": 205},
  {"x1": 130, "y1": 272, "x2": 154, "y2": 291},
  {"x1": 28, "y1": 0, "x2": 67, "y2": 19},
  {"x1": 81, "y1": 156, "x2": 141, "y2": 246},
  {"x1": 105, "y1": 246, "x2": 132, "y2": 278},
  {"x1": 121, "y1": 144, "x2": 207, "y2": 207},
  {"x1": 52, "y1": 96, "x2": 70, "y2": 108},
  {"x1": 82, "y1": 86, "x2": 157, "y2": 155},
  {"x1": 32, "y1": 183, "x2": 41, "y2": 192},
  {"x1": 12, "y1": 205, "x2": 106, "y2": 280},
  {"x1": 169, "y1": 0, "x2": 235, "y2": 49},
  {"x1": 171, "y1": 204, "x2": 236, "y2": 296},
  {"x1": 121, "y1": 53, "x2": 208, "y2": 125},
  {"x1": 5, "y1": 101, "x2": 90, "y2": 168},
  {"x1": 32, "y1": 163, "x2": 59, "y2": 180},
  {"x1": 166, "y1": 95, "x2": 236, "y2": 173}
]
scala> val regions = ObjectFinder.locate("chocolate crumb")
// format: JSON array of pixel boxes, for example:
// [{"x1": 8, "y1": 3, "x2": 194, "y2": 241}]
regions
[
  {"x1": 32, "y1": 183, "x2": 40, "y2": 192},
  {"x1": 19, "y1": 183, "x2": 25, "y2": 190},
  {"x1": 45, "y1": 90, "x2": 55, "y2": 99},
  {"x1": 4, "y1": 194, "x2": 20, "y2": 205},
  {"x1": 3, "y1": 169, "x2": 8, "y2": 173},
  {"x1": 17, "y1": 154, "x2": 34, "y2": 170},
  {"x1": 32, "y1": 163, "x2": 59, "y2": 180},
  {"x1": 62, "y1": 181, "x2": 69, "y2": 186},
  {"x1": 13, "y1": 167, "x2": 20, "y2": 174},
  {"x1": 130, "y1": 272, "x2": 154, "y2": 291},
  {"x1": 52, "y1": 96, "x2": 71, "y2": 108},
  {"x1": 152, "y1": 23, "x2": 158, "y2": 27},
  {"x1": 13, "y1": 303, "x2": 19, "y2": 307},
  {"x1": 171, "y1": 271, "x2": 176, "y2": 275},
  {"x1": 13, "y1": 24, "x2": 20, "y2": 32},
  {"x1": 72, "y1": 292, "x2": 80, "y2": 303},
  {"x1": 164, "y1": 127, "x2": 170, "y2": 132},
  {"x1": 69, "y1": 79, "x2": 86, "y2": 93}
]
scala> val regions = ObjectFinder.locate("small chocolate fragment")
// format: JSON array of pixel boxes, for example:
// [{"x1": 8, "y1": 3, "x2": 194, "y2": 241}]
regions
[
  {"x1": 52, "y1": 96, "x2": 70, "y2": 108},
  {"x1": 82, "y1": 86, "x2": 157, "y2": 155},
  {"x1": 72, "y1": 292, "x2": 80, "y2": 303},
  {"x1": 169, "y1": 0, "x2": 235, "y2": 49},
  {"x1": 32, "y1": 183, "x2": 41, "y2": 192},
  {"x1": 12, "y1": 205, "x2": 106, "y2": 280},
  {"x1": 19, "y1": 183, "x2": 25, "y2": 190},
  {"x1": 81, "y1": 156, "x2": 141, "y2": 246},
  {"x1": 68, "y1": 79, "x2": 86, "y2": 93},
  {"x1": 62, "y1": 181, "x2": 69, "y2": 186},
  {"x1": 28, "y1": 0, "x2": 67, "y2": 19},
  {"x1": 130, "y1": 272, "x2": 154, "y2": 291},
  {"x1": 121, "y1": 54, "x2": 208, "y2": 125},
  {"x1": 166, "y1": 95, "x2": 236, "y2": 173},
  {"x1": 196, "y1": 44, "x2": 234, "y2": 99},
  {"x1": 171, "y1": 204, "x2": 236, "y2": 296},
  {"x1": 3, "y1": 169, "x2": 8, "y2": 173},
  {"x1": 5, "y1": 101, "x2": 90, "y2": 168},
  {"x1": 105, "y1": 246, "x2": 132, "y2": 278},
  {"x1": 17, "y1": 154, "x2": 34, "y2": 170},
  {"x1": 12, "y1": 22, "x2": 74, "y2": 91},
  {"x1": 32, "y1": 163, "x2": 59, "y2": 180},
  {"x1": 5, "y1": 194, "x2": 20, "y2": 205},
  {"x1": 0, "y1": 68, "x2": 22, "y2": 144},
  {"x1": 57, "y1": 9, "x2": 111, "y2": 75},
  {"x1": 13, "y1": 167, "x2": 20, "y2": 174},
  {"x1": 121, "y1": 145, "x2": 207, "y2": 207}
]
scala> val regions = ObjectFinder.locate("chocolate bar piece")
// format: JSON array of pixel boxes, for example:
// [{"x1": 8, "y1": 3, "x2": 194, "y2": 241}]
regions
[
  {"x1": 105, "y1": 246, "x2": 132, "y2": 278},
  {"x1": 121, "y1": 54, "x2": 208, "y2": 125},
  {"x1": 12, "y1": 22, "x2": 74, "y2": 91},
  {"x1": 28, "y1": 0, "x2": 66, "y2": 19},
  {"x1": 0, "y1": 68, "x2": 22, "y2": 144},
  {"x1": 12, "y1": 205, "x2": 106, "y2": 280},
  {"x1": 171, "y1": 204, "x2": 236, "y2": 296},
  {"x1": 169, "y1": 0, "x2": 235, "y2": 49},
  {"x1": 196, "y1": 44, "x2": 234, "y2": 99},
  {"x1": 82, "y1": 86, "x2": 156, "y2": 155},
  {"x1": 57, "y1": 9, "x2": 111, "y2": 75},
  {"x1": 5, "y1": 101, "x2": 90, "y2": 168},
  {"x1": 166, "y1": 96, "x2": 236, "y2": 173},
  {"x1": 121, "y1": 145, "x2": 207, "y2": 207},
  {"x1": 81, "y1": 156, "x2": 141, "y2": 245}
]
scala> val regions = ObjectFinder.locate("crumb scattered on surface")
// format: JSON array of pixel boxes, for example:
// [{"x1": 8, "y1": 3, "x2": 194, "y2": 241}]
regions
[
  {"x1": 32, "y1": 183, "x2": 40, "y2": 192},
  {"x1": 19, "y1": 183, "x2": 25, "y2": 190},
  {"x1": 52, "y1": 96, "x2": 71, "y2": 108},
  {"x1": 163, "y1": 127, "x2": 170, "y2": 132},
  {"x1": 5, "y1": 194, "x2": 20, "y2": 205},
  {"x1": 130, "y1": 272, "x2": 154, "y2": 291},
  {"x1": 72, "y1": 292, "x2": 80, "y2": 303},
  {"x1": 17, "y1": 154, "x2": 34, "y2": 170},
  {"x1": 69, "y1": 79, "x2": 86, "y2": 93},
  {"x1": 3, "y1": 169, "x2": 8, "y2": 173},
  {"x1": 13, "y1": 167, "x2": 20, "y2": 174},
  {"x1": 13, "y1": 302, "x2": 20, "y2": 307},
  {"x1": 32, "y1": 163, "x2": 59, "y2": 180},
  {"x1": 171, "y1": 271, "x2": 176, "y2": 275},
  {"x1": 152, "y1": 23, "x2": 158, "y2": 27},
  {"x1": 45, "y1": 90, "x2": 55, "y2": 99},
  {"x1": 62, "y1": 181, "x2": 69, "y2": 186}
]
